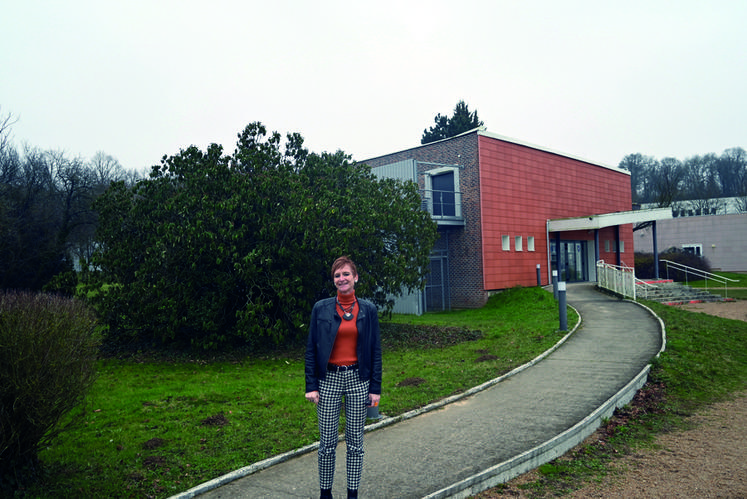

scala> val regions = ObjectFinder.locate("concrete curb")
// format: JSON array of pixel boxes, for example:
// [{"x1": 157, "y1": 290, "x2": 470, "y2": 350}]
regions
[
  {"x1": 170, "y1": 308, "x2": 583, "y2": 499},
  {"x1": 627, "y1": 299, "x2": 667, "y2": 358},
  {"x1": 423, "y1": 367, "x2": 651, "y2": 499},
  {"x1": 421, "y1": 299, "x2": 668, "y2": 499}
]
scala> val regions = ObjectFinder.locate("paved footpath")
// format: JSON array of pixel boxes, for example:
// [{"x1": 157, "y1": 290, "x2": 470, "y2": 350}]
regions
[{"x1": 179, "y1": 283, "x2": 664, "y2": 499}]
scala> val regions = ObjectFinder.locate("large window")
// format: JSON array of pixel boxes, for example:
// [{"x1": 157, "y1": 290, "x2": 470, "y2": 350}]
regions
[
  {"x1": 424, "y1": 166, "x2": 462, "y2": 220},
  {"x1": 431, "y1": 171, "x2": 456, "y2": 217}
]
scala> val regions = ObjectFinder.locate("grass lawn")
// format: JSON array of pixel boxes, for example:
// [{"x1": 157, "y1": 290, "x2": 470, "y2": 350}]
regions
[
  {"x1": 21, "y1": 286, "x2": 573, "y2": 498},
  {"x1": 688, "y1": 270, "x2": 747, "y2": 287},
  {"x1": 687, "y1": 271, "x2": 747, "y2": 300}
]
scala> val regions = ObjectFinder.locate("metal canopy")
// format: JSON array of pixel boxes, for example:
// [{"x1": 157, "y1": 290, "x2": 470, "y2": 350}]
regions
[{"x1": 547, "y1": 208, "x2": 672, "y2": 232}]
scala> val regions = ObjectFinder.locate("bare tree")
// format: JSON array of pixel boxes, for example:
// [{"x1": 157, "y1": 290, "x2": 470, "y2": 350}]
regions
[
  {"x1": 678, "y1": 153, "x2": 724, "y2": 214},
  {"x1": 619, "y1": 153, "x2": 658, "y2": 203},
  {"x1": 90, "y1": 151, "x2": 124, "y2": 188},
  {"x1": 715, "y1": 147, "x2": 747, "y2": 197},
  {"x1": 735, "y1": 168, "x2": 747, "y2": 213},
  {"x1": 648, "y1": 157, "x2": 684, "y2": 207},
  {"x1": 0, "y1": 110, "x2": 136, "y2": 289},
  {"x1": 0, "y1": 107, "x2": 18, "y2": 157}
]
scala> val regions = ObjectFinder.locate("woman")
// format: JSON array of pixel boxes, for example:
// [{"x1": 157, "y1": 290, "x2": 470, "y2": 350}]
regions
[{"x1": 305, "y1": 256, "x2": 382, "y2": 499}]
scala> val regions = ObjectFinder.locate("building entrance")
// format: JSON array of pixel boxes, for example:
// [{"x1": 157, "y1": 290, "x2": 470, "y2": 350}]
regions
[{"x1": 552, "y1": 240, "x2": 587, "y2": 282}]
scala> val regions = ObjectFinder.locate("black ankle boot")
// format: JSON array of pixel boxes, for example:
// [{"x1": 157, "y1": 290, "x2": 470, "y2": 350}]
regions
[
  {"x1": 320, "y1": 488, "x2": 333, "y2": 499},
  {"x1": 347, "y1": 489, "x2": 358, "y2": 499}
]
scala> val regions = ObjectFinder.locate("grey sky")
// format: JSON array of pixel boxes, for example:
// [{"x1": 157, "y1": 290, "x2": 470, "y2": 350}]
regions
[{"x1": 2, "y1": 0, "x2": 745, "y2": 173}]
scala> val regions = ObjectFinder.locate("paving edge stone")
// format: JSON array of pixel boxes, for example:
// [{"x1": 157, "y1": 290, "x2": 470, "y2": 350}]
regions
[{"x1": 422, "y1": 299, "x2": 667, "y2": 499}]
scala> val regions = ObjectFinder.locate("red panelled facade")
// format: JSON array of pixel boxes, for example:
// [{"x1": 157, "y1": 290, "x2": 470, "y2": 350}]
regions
[
  {"x1": 364, "y1": 130, "x2": 633, "y2": 310},
  {"x1": 478, "y1": 135, "x2": 633, "y2": 290}
]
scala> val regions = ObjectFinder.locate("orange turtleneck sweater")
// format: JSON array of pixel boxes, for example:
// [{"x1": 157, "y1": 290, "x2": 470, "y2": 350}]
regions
[{"x1": 328, "y1": 292, "x2": 359, "y2": 366}]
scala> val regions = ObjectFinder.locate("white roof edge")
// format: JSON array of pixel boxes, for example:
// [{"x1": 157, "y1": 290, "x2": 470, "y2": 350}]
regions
[
  {"x1": 548, "y1": 208, "x2": 673, "y2": 232},
  {"x1": 477, "y1": 129, "x2": 629, "y2": 175},
  {"x1": 359, "y1": 127, "x2": 486, "y2": 163},
  {"x1": 361, "y1": 127, "x2": 629, "y2": 176}
]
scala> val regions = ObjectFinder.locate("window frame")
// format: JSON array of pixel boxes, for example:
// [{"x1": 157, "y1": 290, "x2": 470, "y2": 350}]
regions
[{"x1": 424, "y1": 166, "x2": 462, "y2": 219}]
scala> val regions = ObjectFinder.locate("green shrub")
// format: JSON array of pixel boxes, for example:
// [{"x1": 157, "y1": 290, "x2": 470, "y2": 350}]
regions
[
  {"x1": 635, "y1": 247, "x2": 712, "y2": 280},
  {"x1": 0, "y1": 291, "x2": 101, "y2": 491}
]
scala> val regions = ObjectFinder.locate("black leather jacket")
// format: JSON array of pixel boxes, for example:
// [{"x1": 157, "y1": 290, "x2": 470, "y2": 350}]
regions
[{"x1": 305, "y1": 297, "x2": 382, "y2": 395}]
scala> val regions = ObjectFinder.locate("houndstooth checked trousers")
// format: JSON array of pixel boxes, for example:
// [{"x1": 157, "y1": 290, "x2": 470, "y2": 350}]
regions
[{"x1": 317, "y1": 368, "x2": 370, "y2": 490}]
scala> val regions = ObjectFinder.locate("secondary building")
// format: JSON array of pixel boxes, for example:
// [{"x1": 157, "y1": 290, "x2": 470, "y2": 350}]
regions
[{"x1": 635, "y1": 212, "x2": 747, "y2": 272}]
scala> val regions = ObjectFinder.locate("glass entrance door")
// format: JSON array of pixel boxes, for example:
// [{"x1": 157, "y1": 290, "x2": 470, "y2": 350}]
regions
[{"x1": 552, "y1": 240, "x2": 587, "y2": 282}]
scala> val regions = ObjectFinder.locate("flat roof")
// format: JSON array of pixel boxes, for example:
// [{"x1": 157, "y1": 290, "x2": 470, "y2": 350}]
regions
[
  {"x1": 547, "y1": 208, "x2": 673, "y2": 232},
  {"x1": 363, "y1": 127, "x2": 630, "y2": 176},
  {"x1": 477, "y1": 129, "x2": 628, "y2": 175}
]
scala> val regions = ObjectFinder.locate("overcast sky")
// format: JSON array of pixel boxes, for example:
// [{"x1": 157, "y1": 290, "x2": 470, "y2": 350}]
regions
[{"x1": 2, "y1": 1, "x2": 745, "y2": 173}]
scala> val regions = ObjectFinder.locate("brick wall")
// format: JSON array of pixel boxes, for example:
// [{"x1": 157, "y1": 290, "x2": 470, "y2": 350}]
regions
[{"x1": 363, "y1": 132, "x2": 487, "y2": 308}]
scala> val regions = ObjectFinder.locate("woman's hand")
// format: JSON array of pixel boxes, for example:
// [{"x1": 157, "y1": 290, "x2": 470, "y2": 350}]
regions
[
  {"x1": 305, "y1": 391, "x2": 319, "y2": 404},
  {"x1": 368, "y1": 393, "x2": 380, "y2": 407}
]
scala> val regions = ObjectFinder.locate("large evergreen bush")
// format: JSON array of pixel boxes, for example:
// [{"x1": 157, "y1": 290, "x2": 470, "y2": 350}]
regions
[
  {"x1": 89, "y1": 123, "x2": 437, "y2": 349},
  {"x1": 0, "y1": 291, "x2": 100, "y2": 491}
]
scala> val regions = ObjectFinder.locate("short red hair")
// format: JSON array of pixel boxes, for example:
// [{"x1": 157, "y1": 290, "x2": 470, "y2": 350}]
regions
[{"x1": 330, "y1": 256, "x2": 358, "y2": 278}]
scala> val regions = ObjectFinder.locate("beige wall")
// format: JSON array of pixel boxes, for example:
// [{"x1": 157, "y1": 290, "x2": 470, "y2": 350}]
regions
[{"x1": 635, "y1": 213, "x2": 747, "y2": 272}]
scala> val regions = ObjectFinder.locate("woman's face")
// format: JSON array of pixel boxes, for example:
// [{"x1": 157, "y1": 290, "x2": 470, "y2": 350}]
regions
[{"x1": 333, "y1": 264, "x2": 357, "y2": 295}]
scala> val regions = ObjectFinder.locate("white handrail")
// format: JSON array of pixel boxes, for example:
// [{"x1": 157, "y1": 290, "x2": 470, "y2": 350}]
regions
[{"x1": 596, "y1": 260, "x2": 637, "y2": 300}]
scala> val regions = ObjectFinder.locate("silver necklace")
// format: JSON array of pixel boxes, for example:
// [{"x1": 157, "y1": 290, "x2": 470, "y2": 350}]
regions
[{"x1": 336, "y1": 298, "x2": 356, "y2": 321}]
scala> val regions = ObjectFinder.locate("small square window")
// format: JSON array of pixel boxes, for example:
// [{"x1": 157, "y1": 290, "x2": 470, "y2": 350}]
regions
[
  {"x1": 619, "y1": 241, "x2": 625, "y2": 253},
  {"x1": 515, "y1": 236, "x2": 523, "y2": 251},
  {"x1": 527, "y1": 237, "x2": 535, "y2": 252},
  {"x1": 604, "y1": 240, "x2": 610, "y2": 252},
  {"x1": 502, "y1": 235, "x2": 510, "y2": 251}
]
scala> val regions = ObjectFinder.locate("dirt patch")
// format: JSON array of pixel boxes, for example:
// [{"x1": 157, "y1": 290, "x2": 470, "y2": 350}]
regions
[
  {"x1": 200, "y1": 412, "x2": 230, "y2": 426},
  {"x1": 379, "y1": 323, "x2": 482, "y2": 350},
  {"x1": 396, "y1": 377, "x2": 427, "y2": 387},
  {"x1": 142, "y1": 437, "x2": 167, "y2": 450},
  {"x1": 142, "y1": 455, "x2": 167, "y2": 469},
  {"x1": 475, "y1": 354, "x2": 499, "y2": 362},
  {"x1": 676, "y1": 298, "x2": 747, "y2": 322}
]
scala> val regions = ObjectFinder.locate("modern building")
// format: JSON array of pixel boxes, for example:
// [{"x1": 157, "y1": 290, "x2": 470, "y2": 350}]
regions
[
  {"x1": 635, "y1": 213, "x2": 747, "y2": 272},
  {"x1": 364, "y1": 128, "x2": 670, "y2": 313}
]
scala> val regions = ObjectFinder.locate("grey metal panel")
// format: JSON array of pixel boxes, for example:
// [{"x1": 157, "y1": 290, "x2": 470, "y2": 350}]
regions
[
  {"x1": 389, "y1": 289, "x2": 423, "y2": 316},
  {"x1": 370, "y1": 159, "x2": 417, "y2": 182}
]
